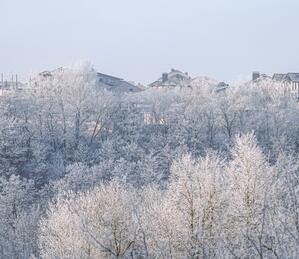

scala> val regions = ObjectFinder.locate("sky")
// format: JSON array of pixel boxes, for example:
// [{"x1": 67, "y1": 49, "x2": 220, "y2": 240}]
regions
[{"x1": 0, "y1": 0, "x2": 299, "y2": 84}]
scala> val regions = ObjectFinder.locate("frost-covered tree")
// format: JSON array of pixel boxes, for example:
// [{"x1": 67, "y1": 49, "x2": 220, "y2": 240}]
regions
[
  {"x1": 271, "y1": 153, "x2": 299, "y2": 257},
  {"x1": 138, "y1": 153, "x2": 227, "y2": 258},
  {"x1": 39, "y1": 181, "x2": 138, "y2": 259},
  {"x1": 0, "y1": 175, "x2": 40, "y2": 258},
  {"x1": 169, "y1": 154, "x2": 227, "y2": 258},
  {"x1": 225, "y1": 132, "x2": 275, "y2": 258}
]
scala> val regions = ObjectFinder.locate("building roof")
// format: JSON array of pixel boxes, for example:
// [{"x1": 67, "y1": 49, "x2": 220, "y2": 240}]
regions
[
  {"x1": 272, "y1": 73, "x2": 299, "y2": 82},
  {"x1": 96, "y1": 72, "x2": 122, "y2": 81},
  {"x1": 96, "y1": 72, "x2": 142, "y2": 94},
  {"x1": 31, "y1": 67, "x2": 142, "y2": 94},
  {"x1": 38, "y1": 71, "x2": 53, "y2": 77},
  {"x1": 98, "y1": 80, "x2": 141, "y2": 93},
  {"x1": 167, "y1": 69, "x2": 190, "y2": 80},
  {"x1": 38, "y1": 67, "x2": 64, "y2": 77},
  {"x1": 286, "y1": 73, "x2": 299, "y2": 82},
  {"x1": 272, "y1": 73, "x2": 286, "y2": 81},
  {"x1": 149, "y1": 68, "x2": 191, "y2": 87}
]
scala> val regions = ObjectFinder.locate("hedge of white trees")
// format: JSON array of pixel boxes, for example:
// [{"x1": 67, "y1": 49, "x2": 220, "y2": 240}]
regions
[{"x1": 0, "y1": 63, "x2": 298, "y2": 258}]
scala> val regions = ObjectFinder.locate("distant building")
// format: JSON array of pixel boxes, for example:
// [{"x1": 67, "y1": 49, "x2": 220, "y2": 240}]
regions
[
  {"x1": 252, "y1": 71, "x2": 299, "y2": 100},
  {"x1": 272, "y1": 73, "x2": 299, "y2": 100},
  {"x1": 252, "y1": 71, "x2": 260, "y2": 81},
  {"x1": 38, "y1": 68, "x2": 63, "y2": 78},
  {"x1": 30, "y1": 67, "x2": 142, "y2": 94},
  {"x1": 96, "y1": 72, "x2": 141, "y2": 94},
  {"x1": 30, "y1": 67, "x2": 64, "y2": 85},
  {"x1": 149, "y1": 68, "x2": 191, "y2": 88},
  {"x1": 272, "y1": 73, "x2": 286, "y2": 81},
  {"x1": 216, "y1": 82, "x2": 229, "y2": 92},
  {"x1": 252, "y1": 72, "x2": 271, "y2": 81}
]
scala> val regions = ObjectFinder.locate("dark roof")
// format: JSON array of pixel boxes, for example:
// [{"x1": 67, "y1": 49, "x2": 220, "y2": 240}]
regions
[
  {"x1": 272, "y1": 73, "x2": 299, "y2": 82},
  {"x1": 149, "y1": 68, "x2": 190, "y2": 87},
  {"x1": 272, "y1": 73, "x2": 286, "y2": 81},
  {"x1": 97, "y1": 80, "x2": 141, "y2": 94},
  {"x1": 39, "y1": 71, "x2": 53, "y2": 77},
  {"x1": 286, "y1": 73, "x2": 299, "y2": 82},
  {"x1": 96, "y1": 72, "x2": 122, "y2": 81},
  {"x1": 96, "y1": 72, "x2": 141, "y2": 93}
]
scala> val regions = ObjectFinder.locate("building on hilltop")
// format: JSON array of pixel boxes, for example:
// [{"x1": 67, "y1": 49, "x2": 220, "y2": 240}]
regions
[
  {"x1": 149, "y1": 68, "x2": 191, "y2": 88},
  {"x1": 252, "y1": 72, "x2": 271, "y2": 81},
  {"x1": 272, "y1": 73, "x2": 286, "y2": 81},
  {"x1": 96, "y1": 72, "x2": 141, "y2": 94},
  {"x1": 30, "y1": 67, "x2": 142, "y2": 94},
  {"x1": 252, "y1": 71, "x2": 261, "y2": 81},
  {"x1": 215, "y1": 82, "x2": 229, "y2": 93},
  {"x1": 272, "y1": 73, "x2": 299, "y2": 100},
  {"x1": 252, "y1": 71, "x2": 299, "y2": 100},
  {"x1": 29, "y1": 67, "x2": 64, "y2": 85},
  {"x1": 149, "y1": 69, "x2": 229, "y2": 94}
]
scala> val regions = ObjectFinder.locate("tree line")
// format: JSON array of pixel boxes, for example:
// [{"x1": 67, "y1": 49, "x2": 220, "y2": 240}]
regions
[{"x1": 0, "y1": 63, "x2": 298, "y2": 258}]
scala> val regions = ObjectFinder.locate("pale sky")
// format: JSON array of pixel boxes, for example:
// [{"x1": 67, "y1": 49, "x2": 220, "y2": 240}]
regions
[{"x1": 1, "y1": 0, "x2": 298, "y2": 84}]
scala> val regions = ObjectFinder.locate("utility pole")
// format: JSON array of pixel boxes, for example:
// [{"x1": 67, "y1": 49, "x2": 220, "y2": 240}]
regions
[
  {"x1": 11, "y1": 74, "x2": 14, "y2": 88},
  {"x1": 16, "y1": 74, "x2": 18, "y2": 88},
  {"x1": 1, "y1": 73, "x2": 3, "y2": 87}
]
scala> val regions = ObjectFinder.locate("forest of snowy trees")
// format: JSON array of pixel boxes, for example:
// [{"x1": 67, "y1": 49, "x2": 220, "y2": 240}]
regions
[{"x1": 0, "y1": 63, "x2": 298, "y2": 258}]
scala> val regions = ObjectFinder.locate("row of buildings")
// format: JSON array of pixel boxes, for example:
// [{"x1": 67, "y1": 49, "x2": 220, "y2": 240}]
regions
[
  {"x1": 29, "y1": 67, "x2": 229, "y2": 94},
  {"x1": 30, "y1": 67, "x2": 142, "y2": 94},
  {"x1": 1, "y1": 68, "x2": 299, "y2": 100},
  {"x1": 32, "y1": 67, "x2": 195, "y2": 94},
  {"x1": 149, "y1": 68, "x2": 229, "y2": 93}
]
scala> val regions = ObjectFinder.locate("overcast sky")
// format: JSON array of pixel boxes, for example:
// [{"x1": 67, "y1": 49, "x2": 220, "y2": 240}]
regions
[{"x1": 1, "y1": 0, "x2": 298, "y2": 84}]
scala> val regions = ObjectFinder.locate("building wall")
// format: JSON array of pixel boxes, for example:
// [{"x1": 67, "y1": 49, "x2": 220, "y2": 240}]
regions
[{"x1": 290, "y1": 81, "x2": 299, "y2": 99}]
